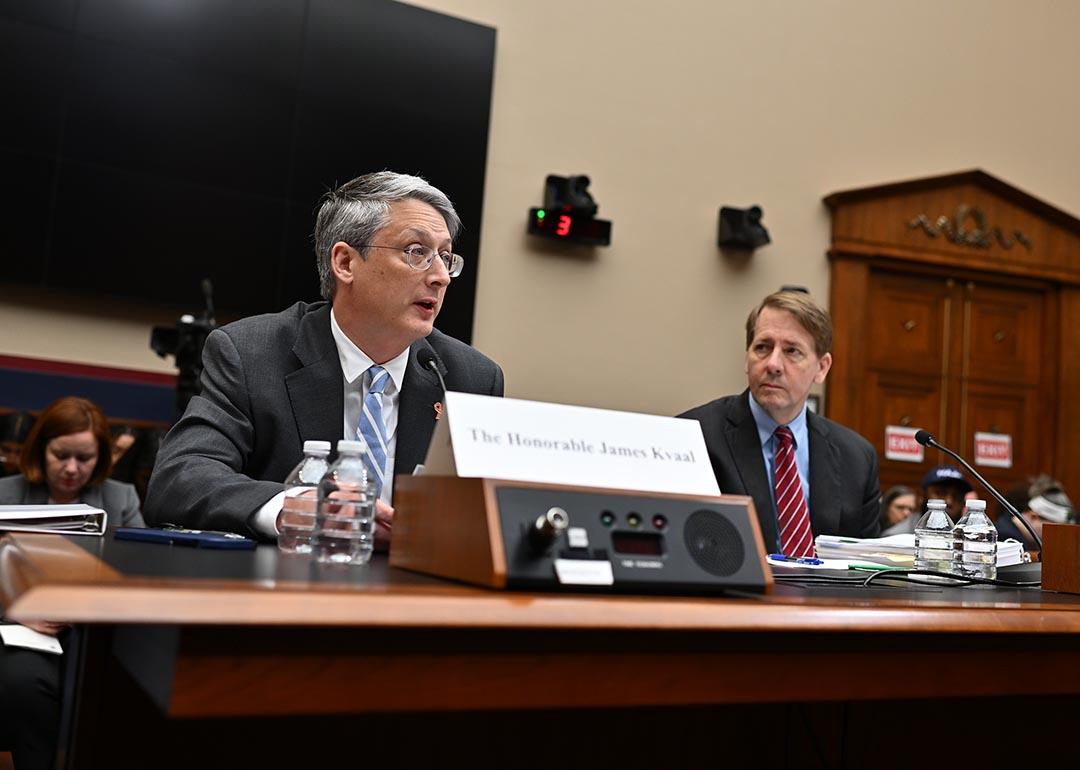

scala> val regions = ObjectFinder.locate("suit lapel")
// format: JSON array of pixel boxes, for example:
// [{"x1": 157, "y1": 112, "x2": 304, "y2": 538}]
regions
[
  {"x1": 395, "y1": 338, "x2": 445, "y2": 484},
  {"x1": 725, "y1": 392, "x2": 779, "y2": 551},
  {"x1": 81, "y1": 484, "x2": 104, "y2": 510},
  {"x1": 285, "y1": 304, "x2": 344, "y2": 447},
  {"x1": 23, "y1": 481, "x2": 49, "y2": 506},
  {"x1": 807, "y1": 411, "x2": 842, "y2": 536}
]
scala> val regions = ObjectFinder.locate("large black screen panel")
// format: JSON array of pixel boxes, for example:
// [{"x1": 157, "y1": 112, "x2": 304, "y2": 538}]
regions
[
  {"x1": 77, "y1": 0, "x2": 305, "y2": 89},
  {"x1": 0, "y1": 0, "x2": 76, "y2": 31},
  {"x1": 277, "y1": 200, "x2": 323, "y2": 307},
  {"x1": 0, "y1": 0, "x2": 495, "y2": 343},
  {"x1": 0, "y1": 17, "x2": 71, "y2": 156},
  {"x1": 64, "y1": 37, "x2": 295, "y2": 197},
  {"x1": 49, "y1": 162, "x2": 285, "y2": 311},
  {"x1": 0, "y1": 152, "x2": 53, "y2": 283}
]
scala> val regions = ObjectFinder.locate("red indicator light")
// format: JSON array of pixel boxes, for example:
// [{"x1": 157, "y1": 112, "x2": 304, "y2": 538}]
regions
[{"x1": 556, "y1": 214, "x2": 572, "y2": 236}]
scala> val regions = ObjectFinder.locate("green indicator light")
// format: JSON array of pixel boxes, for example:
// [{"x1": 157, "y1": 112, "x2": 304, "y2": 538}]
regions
[{"x1": 536, "y1": 209, "x2": 546, "y2": 219}]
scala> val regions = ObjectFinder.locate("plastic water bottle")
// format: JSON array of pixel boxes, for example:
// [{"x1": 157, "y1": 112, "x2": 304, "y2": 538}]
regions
[
  {"x1": 276, "y1": 440, "x2": 331, "y2": 554},
  {"x1": 313, "y1": 440, "x2": 378, "y2": 565},
  {"x1": 953, "y1": 498, "x2": 997, "y2": 580},
  {"x1": 914, "y1": 499, "x2": 956, "y2": 576}
]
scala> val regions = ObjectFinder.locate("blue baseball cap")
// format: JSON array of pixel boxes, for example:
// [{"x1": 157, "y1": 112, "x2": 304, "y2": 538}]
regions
[{"x1": 921, "y1": 465, "x2": 972, "y2": 493}]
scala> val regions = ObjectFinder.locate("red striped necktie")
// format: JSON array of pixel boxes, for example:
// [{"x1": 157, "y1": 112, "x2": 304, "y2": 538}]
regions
[{"x1": 774, "y1": 426, "x2": 815, "y2": 557}]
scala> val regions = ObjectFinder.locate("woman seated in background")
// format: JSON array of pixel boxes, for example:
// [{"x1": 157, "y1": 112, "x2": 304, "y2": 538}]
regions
[
  {"x1": 0, "y1": 396, "x2": 144, "y2": 770},
  {"x1": 879, "y1": 484, "x2": 918, "y2": 536},
  {"x1": 0, "y1": 396, "x2": 144, "y2": 527}
]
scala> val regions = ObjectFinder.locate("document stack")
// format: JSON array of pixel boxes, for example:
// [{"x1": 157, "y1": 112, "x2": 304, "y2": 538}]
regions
[{"x1": 815, "y1": 533, "x2": 1025, "y2": 569}]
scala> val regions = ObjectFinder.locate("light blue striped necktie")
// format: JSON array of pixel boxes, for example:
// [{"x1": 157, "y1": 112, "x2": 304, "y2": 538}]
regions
[{"x1": 358, "y1": 365, "x2": 390, "y2": 495}]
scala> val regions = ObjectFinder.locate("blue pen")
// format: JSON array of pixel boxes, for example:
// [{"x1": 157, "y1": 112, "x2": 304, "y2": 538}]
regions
[{"x1": 769, "y1": 553, "x2": 825, "y2": 566}]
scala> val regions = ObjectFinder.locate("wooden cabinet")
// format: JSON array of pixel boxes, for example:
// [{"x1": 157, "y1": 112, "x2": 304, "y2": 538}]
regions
[
  {"x1": 852, "y1": 271, "x2": 1053, "y2": 494},
  {"x1": 825, "y1": 171, "x2": 1080, "y2": 503}
]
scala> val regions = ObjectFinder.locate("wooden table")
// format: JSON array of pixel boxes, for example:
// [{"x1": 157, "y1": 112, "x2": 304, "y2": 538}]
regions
[{"x1": 3, "y1": 532, "x2": 1079, "y2": 769}]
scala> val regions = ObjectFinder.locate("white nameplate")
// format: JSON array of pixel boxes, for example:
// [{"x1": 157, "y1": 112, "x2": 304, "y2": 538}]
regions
[
  {"x1": 0, "y1": 624, "x2": 64, "y2": 655},
  {"x1": 422, "y1": 392, "x2": 720, "y2": 497},
  {"x1": 554, "y1": 559, "x2": 615, "y2": 586}
]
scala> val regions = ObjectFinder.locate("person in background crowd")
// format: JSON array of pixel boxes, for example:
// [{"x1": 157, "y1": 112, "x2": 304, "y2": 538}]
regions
[
  {"x1": 0, "y1": 411, "x2": 33, "y2": 478},
  {"x1": 110, "y1": 423, "x2": 138, "y2": 466},
  {"x1": 997, "y1": 474, "x2": 1077, "y2": 550},
  {"x1": 879, "y1": 484, "x2": 918, "y2": 536},
  {"x1": 110, "y1": 425, "x2": 166, "y2": 506},
  {"x1": 0, "y1": 398, "x2": 146, "y2": 770},
  {"x1": 921, "y1": 465, "x2": 972, "y2": 522},
  {"x1": 0, "y1": 397, "x2": 144, "y2": 526}
]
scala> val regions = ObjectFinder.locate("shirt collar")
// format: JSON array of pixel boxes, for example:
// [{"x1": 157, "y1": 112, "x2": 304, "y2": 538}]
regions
[
  {"x1": 330, "y1": 308, "x2": 409, "y2": 392},
  {"x1": 748, "y1": 392, "x2": 809, "y2": 448}
]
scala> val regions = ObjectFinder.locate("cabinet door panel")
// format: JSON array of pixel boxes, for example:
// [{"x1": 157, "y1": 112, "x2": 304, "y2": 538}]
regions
[
  {"x1": 965, "y1": 285, "x2": 1043, "y2": 385},
  {"x1": 866, "y1": 273, "x2": 951, "y2": 375},
  {"x1": 860, "y1": 371, "x2": 943, "y2": 488},
  {"x1": 962, "y1": 383, "x2": 1047, "y2": 485}
]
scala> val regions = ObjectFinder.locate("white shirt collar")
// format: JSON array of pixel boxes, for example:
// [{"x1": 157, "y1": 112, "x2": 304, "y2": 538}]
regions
[
  {"x1": 748, "y1": 391, "x2": 808, "y2": 448},
  {"x1": 329, "y1": 307, "x2": 409, "y2": 392}
]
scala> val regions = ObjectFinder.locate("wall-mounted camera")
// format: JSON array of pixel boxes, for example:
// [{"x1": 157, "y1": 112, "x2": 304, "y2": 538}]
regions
[
  {"x1": 718, "y1": 205, "x2": 770, "y2": 250},
  {"x1": 527, "y1": 174, "x2": 612, "y2": 246}
]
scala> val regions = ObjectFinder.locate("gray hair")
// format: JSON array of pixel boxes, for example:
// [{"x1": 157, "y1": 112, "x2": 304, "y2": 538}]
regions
[{"x1": 313, "y1": 171, "x2": 462, "y2": 300}]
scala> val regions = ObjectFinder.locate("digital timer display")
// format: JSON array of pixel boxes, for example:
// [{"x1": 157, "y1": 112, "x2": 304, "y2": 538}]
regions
[
  {"x1": 527, "y1": 207, "x2": 612, "y2": 246},
  {"x1": 611, "y1": 531, "x2": 665, "y2": 556}
]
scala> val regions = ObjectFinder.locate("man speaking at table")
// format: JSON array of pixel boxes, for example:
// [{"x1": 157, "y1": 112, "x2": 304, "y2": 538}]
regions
[
  {"x1": 678, "y1": 290, "x2": 879, "y2": 556},
  {"x1": 146, "y1": 172, "x2": 504, "y2": 545}
]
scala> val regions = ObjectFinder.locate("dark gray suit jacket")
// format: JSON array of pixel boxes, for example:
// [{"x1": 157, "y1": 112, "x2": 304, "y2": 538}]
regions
[
  {"x1": 678, "y1": 391, "x2": 880, "y2": 551},
  {"x1": 0, "y1": 475, "x2": 145, "y2": 529},
  {"x1": 144, "y1": 301, "x2": 504, "y2": 537}
]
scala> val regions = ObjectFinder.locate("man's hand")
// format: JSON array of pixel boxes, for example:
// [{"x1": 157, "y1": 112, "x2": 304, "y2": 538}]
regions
[
  {"x1": 374, "y1": 499, "x2": 394, "y2": 551},
  {"x1": 22, "y1": 620, "x2": 69, "y2": 637}
]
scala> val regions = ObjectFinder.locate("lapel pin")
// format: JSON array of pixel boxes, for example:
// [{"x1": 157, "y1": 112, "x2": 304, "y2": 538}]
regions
[{"x1": 433, "y1": 401, "x2": 443, "y2": 420}]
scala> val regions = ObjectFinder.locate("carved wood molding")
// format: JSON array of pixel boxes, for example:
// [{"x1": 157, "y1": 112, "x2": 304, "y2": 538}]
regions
[{"x1": 908, "y1": 204, "x2": 1031, "y2": 250}]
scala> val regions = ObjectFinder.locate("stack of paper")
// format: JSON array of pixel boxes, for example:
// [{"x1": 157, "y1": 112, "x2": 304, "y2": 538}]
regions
[
  {"x1": 0, "y1": 504, "x2": 107, "y2": 537},
  {"x1": 815, "y1": 533, "x2": 1025, "y2": 568}
]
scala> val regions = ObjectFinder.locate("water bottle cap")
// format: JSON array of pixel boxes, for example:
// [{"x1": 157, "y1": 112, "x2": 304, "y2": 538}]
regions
[
  {"x1": 926, "y1": 499, "x2": 947, "y2": 509},
  {"x1": 303, "y1": 440, "x2": 331, "y2": 455},
  {"x1": 336, "y1": 439, "x2": 366, "y2": 454},
  {"x1": 966, "y1": 498, "x2": 987, "y2": 511}
]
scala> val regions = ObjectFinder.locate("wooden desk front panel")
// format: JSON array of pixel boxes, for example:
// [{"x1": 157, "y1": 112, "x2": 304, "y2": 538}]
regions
[
  {"x1": 7, "y1": 533, "x2": 1080, "y2": 719},
  {"x1": 153, "y1": 626, "x2": 1080, "y2": 718}
]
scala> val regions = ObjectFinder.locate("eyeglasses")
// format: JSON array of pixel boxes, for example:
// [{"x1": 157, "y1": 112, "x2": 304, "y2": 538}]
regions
[{"x1": 356, "y1": 244, "x2": 464, "y2": 278}]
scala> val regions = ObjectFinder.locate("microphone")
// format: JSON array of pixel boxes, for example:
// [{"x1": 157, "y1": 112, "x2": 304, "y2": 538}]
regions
[
  {"x1": 914, "y1": 430, "x2": 1042, "y2": 550},
  {"x1": 417, "y1": 348, "x2": 448, "y2": 394}
]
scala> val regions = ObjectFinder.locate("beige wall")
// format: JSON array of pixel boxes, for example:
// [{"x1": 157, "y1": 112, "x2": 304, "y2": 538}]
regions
[{"x1": 4, "y1": 0, "x2": 1080, "y2": 416}]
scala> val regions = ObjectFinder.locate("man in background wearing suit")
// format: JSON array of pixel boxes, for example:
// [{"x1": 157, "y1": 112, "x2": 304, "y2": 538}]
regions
[
  {"x1": 679, "y1": 290, "x2": 879, "y2": 556},
  {"x1": 146, "y1": 172, "x2": 504, "y2": 545}
]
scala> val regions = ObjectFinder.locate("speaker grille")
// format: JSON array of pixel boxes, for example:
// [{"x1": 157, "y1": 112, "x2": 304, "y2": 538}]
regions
[{"x1": 683, "y1": 509, "x2": 745, "y2": 577}]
